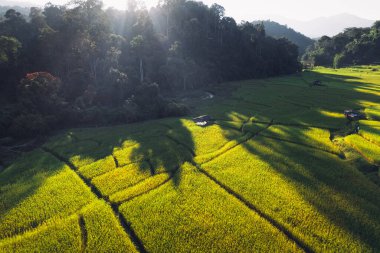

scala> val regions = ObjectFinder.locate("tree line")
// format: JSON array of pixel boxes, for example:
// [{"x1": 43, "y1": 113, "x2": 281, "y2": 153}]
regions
[
  {"x1": 0, "y1": 0, "x2": 300, "y2": 138},
  {"x1": 303, "y1": 21, "x2": 380, "y2": 68}
]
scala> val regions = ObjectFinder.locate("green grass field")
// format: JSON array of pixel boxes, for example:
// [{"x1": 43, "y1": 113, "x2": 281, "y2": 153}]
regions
[{"x1": 1, "y1": 66, "x2": 380, "y2": 252}]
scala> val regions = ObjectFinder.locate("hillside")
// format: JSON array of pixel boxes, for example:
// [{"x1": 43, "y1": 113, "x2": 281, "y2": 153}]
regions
[
  {"x1": 1, "y1": 66, "x2": 379, "y2": 252},
  {"x1": 303, "y1": 21, "x2": 380, "y2": 67},
  {"x1": 253, "y1": 20, "x2": 314, "y2": 55}
]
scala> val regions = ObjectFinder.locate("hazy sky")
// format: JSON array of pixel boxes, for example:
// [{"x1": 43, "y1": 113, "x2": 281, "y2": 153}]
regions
[{"x1": 7, "y1": 0, "x2": 380, "y2": 21}]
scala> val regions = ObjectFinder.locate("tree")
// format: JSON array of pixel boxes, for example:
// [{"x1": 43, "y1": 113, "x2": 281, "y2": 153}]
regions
[
  {"x1": 0, "y1": 8, "x2": 32, "y2": 45},
  {"x1": 130, "y1": 35, "x2": 145, "y2": 83},
  {"x1": 0, "y1": 36, "x2": 22, "y2": 97},
  {"x1": 303, "y1": 21, "x2": 380, "y2": 67},
  {"x1": 18, "y1": 72, "x2": 62, "y2": 114},
  {"x1": 0, "y1": 0, "x2": 304, "y2": 137},
  {"x1": 0, "y1": 36, "x2": 21, "y2": 66},
  {"x1": 4, "y1": 9, "x2": 21, "y2": 19},
  {"x1": 43, "y1": 3, "x2": 66, "y2": 30},
  {"x1": 333, "y1": 53, "x2": 345, "y2": 68}
]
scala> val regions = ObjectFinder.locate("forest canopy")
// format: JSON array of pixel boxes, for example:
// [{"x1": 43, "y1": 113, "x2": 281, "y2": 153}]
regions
[
  {"x1": 303, "y1": 21, "x2": 380, "y2": 67},
  {"x1": 0, "y1": 0, "x2": 300, "y2": 138}
]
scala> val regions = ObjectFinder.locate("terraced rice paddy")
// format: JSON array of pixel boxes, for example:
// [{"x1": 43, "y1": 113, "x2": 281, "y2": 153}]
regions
[{"x1": 1, "y1": 66, "x2": 380, "y2": 252}]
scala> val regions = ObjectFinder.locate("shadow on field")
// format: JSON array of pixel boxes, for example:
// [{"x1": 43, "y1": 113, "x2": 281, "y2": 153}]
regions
[
  {"x1": 0, "y1": 117, "x2": 196, "y2": 245},
  {"x1": 0, "y1": 151, "x2": 65, "y2": 238},
  {"x1": 1, "y1": 69, "x2": 379, "y2": 249},
  {"x1": 126, "y1": 119, "x2": 195, "y2": 187},
  {"x1": 239, "y1": 137, "x2": 380, "y2": 251},
  {"x1": 45, "y1": 117, "x2": 196, "y2": 187},
  {"x1": 303, "y1": 70, "x2": 380, "y2": 89},
  {"x1": 212, "y1": 70, "x2": 380, "y2": 250}
]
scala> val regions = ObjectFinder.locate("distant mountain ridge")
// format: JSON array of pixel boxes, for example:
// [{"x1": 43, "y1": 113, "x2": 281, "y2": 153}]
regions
[
  {"x1": 253, "y1": 20, "x2": 314, "y2": 55},
  {"x1": 271, "y1": 13, "x2": 375, "y2": 38}
]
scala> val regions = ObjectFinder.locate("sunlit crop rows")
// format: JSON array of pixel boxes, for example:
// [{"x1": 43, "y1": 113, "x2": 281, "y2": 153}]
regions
[
  {"x1": 0, "y1": 151, "x2": 137, "y2": 252},
  {"x1": 119, "y1": 163, "x2": 301, "y2": 252},
  {"x1": 260, "y1": 125, "x2": 342, "y2": 155},
  {"x1": 202, "y1": 137, "x2": 380, "y2": 252},
  {"x1": 1, "y1": 66, "x2": 380, "y2": 252},
  {"x1": 360, "y1": 124, "x2": 380, "y2": 146},
  {"x1": 345, "y1": 134, "x2": 380, "y2": 165}
]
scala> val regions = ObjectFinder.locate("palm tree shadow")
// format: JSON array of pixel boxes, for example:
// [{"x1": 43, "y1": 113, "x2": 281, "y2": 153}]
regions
[
  {"x1": 47, "y1": 118, "x2": 196, "y2": 188},
  {"x1": 0, "y1": 118, "x2": 196, "y2": 241},
  {"x1": 211, "y1": 70, "x2": 380, "y2": 250},
  {"x1": 127, "y1": 119, "x2": 195, "y2": 187},
  {"x1": 239, "y1": 136, "x2": 380, "y2": 251}
]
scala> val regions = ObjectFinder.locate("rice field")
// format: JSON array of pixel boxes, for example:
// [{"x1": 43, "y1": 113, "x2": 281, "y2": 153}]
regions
[
  {"x1": 345, "y1": 134, "x2": 380, "y2": 165},
  {"x1": 201, "y1": 137, "x2": 380, "y2": 252},
  {"x1": 1, "y1": 66, "x2": 380, "y2": 252}
]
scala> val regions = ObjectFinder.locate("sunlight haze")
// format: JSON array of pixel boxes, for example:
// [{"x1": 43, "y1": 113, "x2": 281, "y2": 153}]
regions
[{"x1": 6, "y1": 0, "x2": 380, "y2": 21}]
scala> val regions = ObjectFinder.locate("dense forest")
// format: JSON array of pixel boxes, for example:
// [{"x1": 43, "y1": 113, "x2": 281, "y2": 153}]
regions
[
  {"x1": 0, "y1": 0, "x2": 300, "y2": 139},
  {"x1": 303, "y1": 21, "x2": 380, "y2": 67},
  {"x1": 252, "y1": 20, "x2": 314, "y2": 55}
]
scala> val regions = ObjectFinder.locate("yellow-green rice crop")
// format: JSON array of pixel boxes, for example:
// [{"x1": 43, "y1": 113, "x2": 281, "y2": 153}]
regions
[
  {"x1": 194, "y1": 133, "x2": 253, "y2": 164},
  {"x1": 113, "y1": 136, "x2": 192, "y2": 169},
  {"x1": 261, "y1": 125, "x2": 342, "y2": 155},
  {"x1": 166, "y1": 119, "x2": 242, "y2": 155},
  {"x1": 0, "y1": 166, "x2": 96, "y2": 239},
  {"x1": 359, "y1": 124, "x2": 380, "y2": 146},
  {"x1": 81, "y1": 200, "x2": 138, "y2": 252},
  {"x1": 79, "y1": 155, "x2": 117, "y2": 179},
  {"x1": 202, "y1": 137, "x2": 380, "y2": 252},
  {"x1": 365, "y1": 106, "x2": 380, "y2": 120},
  {"x1": 0, "y1": 200, "x2": 138, "y2": 253},
  {"x1": 0, "y1": 150, "x2": 95, "y2": 239},
  {"x1": 0, "y1": 215, "x2": 81, "y2": 253},
  {"x1": 91, "y1": 162, "x2": 152, "y2": 197},
  {"x1": 119, "y1": 163, "x2": 301, "y2": 252},
  {"x1": 109, "y1": 173, "x2": 171, "y2": 204},
  {"x1": 214, "y1": 120, "x2": 243, "y2": 130},
  {"x1": 242, "y1": 122, "x2": 269, "y2": 134},
  {"x1": 1, "y1": 66, "x2": 380, "y2": 252},
  {"x1": 345, "y1": 134, "x2": 380, "y2": 164},
  {"x1": 360, "y1": 120, "x2": 380, "y2": 127}
]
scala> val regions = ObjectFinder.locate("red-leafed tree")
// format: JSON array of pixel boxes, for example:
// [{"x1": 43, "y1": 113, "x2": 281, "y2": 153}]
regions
[{"x1": 19, "y1": 72, "x2": 62, "y2": 114}]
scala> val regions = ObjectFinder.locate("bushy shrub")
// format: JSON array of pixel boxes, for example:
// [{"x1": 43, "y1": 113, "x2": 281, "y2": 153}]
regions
[
  {"x1": 162, "y1": 101, "x2": 189, "y2": 117},
  {"x1": 63, "y1": 69, "x2": 91, "y2": 102},
  {"x1": 134, "y1": 83, "x2": 161, "y2": 106},
  {"x1": 133, "y1": 83, "x2": 166, "y2": 116},
  {"x1": 64, "y1": 105, "x2": 140, "y2": 126},
  {"x1": 0, "y1": 104, "x2": 20, "y2": 137},
  {"x1": 79, "y1": 106, "x2": 105, "y2": 125},
  {"x1": 9, "y1": 114, "x2": 50, "y2": 138},
  {"x1": 103, "y1": 107, "x2": 138, "y2": 124}
]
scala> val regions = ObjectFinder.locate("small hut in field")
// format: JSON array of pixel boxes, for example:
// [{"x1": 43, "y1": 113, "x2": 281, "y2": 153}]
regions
[{"x1": 193, "y1": 115, "x2": 214, "y2": 127}]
